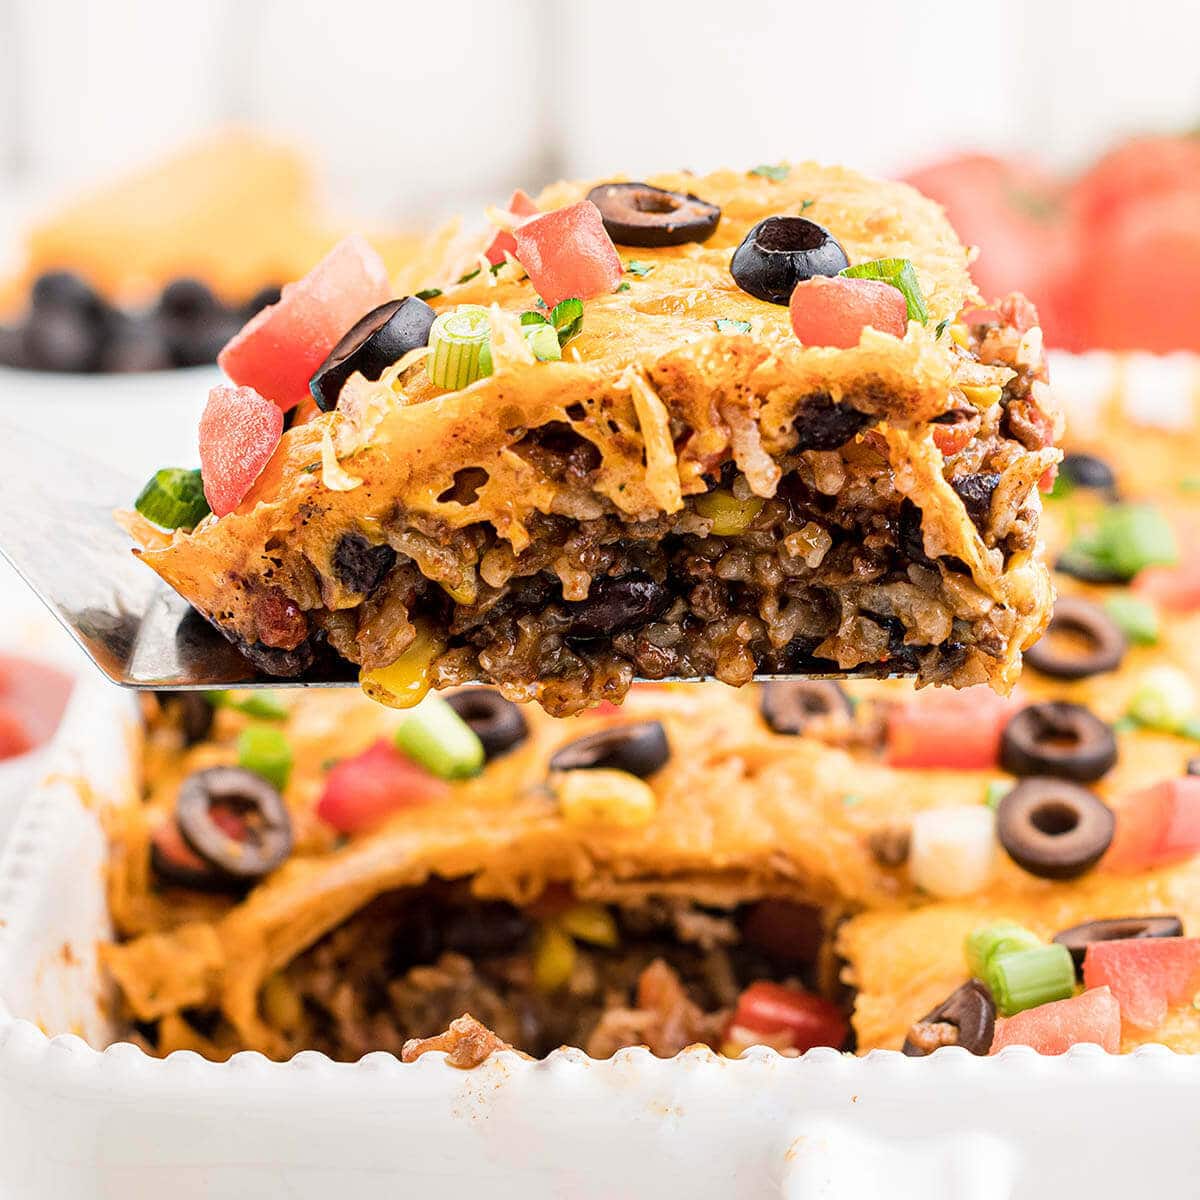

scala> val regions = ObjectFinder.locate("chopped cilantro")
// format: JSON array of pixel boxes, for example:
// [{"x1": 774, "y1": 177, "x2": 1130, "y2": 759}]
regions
[
  {"x1": 1111, "y1": 714, "x2": 1142, "y2": 735},
  {"x1": 841, "y1": 258, "x2": 929, "y2": 323},
  {"x1": 616, "y1": 281, "x2": 631, "y2": 292},
  {"x1": 625, "y1": 260, "x2": 654, "y2": 277},
  {"x1": 520, "y1": 310, "x2": 548, "y2": 326},
  {"x1": 799, "y1": 198, "x2": 816, "y2": 213},
  {"x1": 750, "y1": 163, "x2": 789, "y2": 181},
  {"x1": 415, "y1": 287, "x2": 442, "y2": 301},
  {"x1": 455, "y1": 261, "x2": 506, "y2": 285},
  {"x1": 301, "y1": 462, "x2": 320, "y2": 474},
  {"x1": 933, "y1": 316, "x2": 952, "y2": 339},
  {"x1": 1182, "y1": 716, "x2": 1200, "y2": 741},
  {"x1": 714, "y1": 318, "x2": 751, "y2": 334},
  {"x1": 550, "y1": 297, "x2": 584, "y2": 346}
]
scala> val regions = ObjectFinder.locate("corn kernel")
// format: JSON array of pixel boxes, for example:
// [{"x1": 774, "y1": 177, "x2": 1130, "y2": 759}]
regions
[
  {"x1": 694, "y1": 488, "x2": 764, "y2": 536},
  {"x1": 558, "y1": 902, "x2": 619, "y2": 948},
  {"x1": 958, "y1": 383, "x2": 1002, "y2": 409},
  {"x1": 533, "y1": 922, "x2": 577, "y2": 992},
  {"x1": 949, "y1": 323, "x2": 970, "y2": 348},
  {"x1": 555, "y1": 768, "x2": 658, "y2": 828},
  {"x1": 260, "y1": 972, "x2": 304, "y2": 1032},
  {"x1": 359, "y1": 625, "x2": 443, "y2": 709}
]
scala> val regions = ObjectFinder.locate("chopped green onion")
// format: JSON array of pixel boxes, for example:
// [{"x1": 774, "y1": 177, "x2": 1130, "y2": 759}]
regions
[
  {"x1": 1128, "y1": 665, "x2": 1198, "y2": 733},
  {"x1": 1181, "y1": 716, "x2": 1200, "y2": 742},
  {"x1": 932, "y1": 316, "x2": 953, "y2": 340},
  {"x1": 550, "y1": 297, "x2": 584, "y2": 346},
  {"x1": 1063, "y1": 503, "x2": 1177, "y2": 581},
  {"x1": 840, "y1": 258, "x2": 929, "y2": 323},
  {"x1": 841, "y1": 792, "x2": 863, "y2": 808},
  {"x1": 427, "y1": 306, "x2": 492, "y2": 390},
  {"x1": 750, "y1": 163, "x2": 789, "y2": 181},
  {"x1": 616, "y1": 281, "x2": 631, "y2": 292},
  {"x1": 415, "y1": 286, "x2": 443, "y2": 300},
  {"x1": 206, "y1": 691, "x2": 288, "y2": 720},
  {"x1": 799, "y1": 198, "x2": 816, "y2": 213},
  {"x1": 520, "y1": 310, "x2": 548, "y2": 326},
  {"x1": 1179, "y1": 476, "x2": 1200, "y2": 493},
  {"x1": 523, "y1": 322, "x2": 561, "y2": 362},
  {"x1": 394, "y1": 693, "x2": 484, "y2": 779},
  {"x1": 984, "y1": 780, "x2": 1012, "y2": 811},
  {"x1": 134, "y1": 468, "x2": 211, "y2": 531},
  {"x1": 984, "y1": 944, "x2": 1075, "y2": 1016},
  {"x1": 1103, "y1": 594, "x2": 1160, "y2": 645},
  {"x1": 1048, "y1": 471, "x2": 1075, "y2": 500},
  {"x1": 1112, "y1": 714, "x2": 1141, "y2": 735},
  {"x1": 237, "y1": 725, "x2": 293, "y2": 790},
  {"x1": 625, "y1": 260, "x2": 655, "y2": 277},
  {"x1": 455, "y1": 261, "x2": 507, "y2": 286},
  {"x1": 714, "y1": 318, "x2": 752, "y2": 334},
  {"x1": 965, "y1": 920, "x2": 1041, "y2": 980}
]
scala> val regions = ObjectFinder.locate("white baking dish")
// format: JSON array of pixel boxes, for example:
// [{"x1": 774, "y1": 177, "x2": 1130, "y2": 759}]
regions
[{"x1": 0, "y1": 351, "x2": 1198, "y2": 1200}]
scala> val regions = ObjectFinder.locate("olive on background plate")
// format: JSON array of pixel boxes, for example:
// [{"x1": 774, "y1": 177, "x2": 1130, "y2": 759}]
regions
[
  {"x1": 549, "y1": 721, "x2": 670, "y2": 778},
  {"x1": 996, "y1": 778, "x2": 1115, "y2": 880},
  {"x1": 1000, "y1": 701, "x2": 1118, "y2": 783},
  {"x1": 1059, "y1": 452, "x2": 1118, "y2": 496},
  {"x1": 586, "y1": 182, "x2": 721, "y2": 247},
  {"x1": 1024, "y1": 596, "x2": 1126, "y2": 681},
  {"x1": 759, "y1": 680, "x2": 852, "y2": 735},
  {"x1": 902, "y1": 979, "x2": 996, "y2": 1056},
  {"x1": 445, "y1": 688, "x2": 529, "y2": 760},
  {"x1": 730, "y1": 217, "x2": 849, "y2": 304},
  {"x1": 1053, "y1": 915, "x2": 1183, "y2": 974}
]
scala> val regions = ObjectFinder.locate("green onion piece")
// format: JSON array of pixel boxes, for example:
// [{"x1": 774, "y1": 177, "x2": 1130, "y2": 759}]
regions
[
  {"x1": 1111, "y1": 714, "x2": 1141, "y2": 735},
  {"x1": 1064, "y1": 504, "x2": 1178, "y2": 581},
  {"x1": 1103, "y1": 594, "x2": 1160, "y2": 645},
  {"x1": 714, "y1": 318, "x2": 752, "y2": 334},
  {"x1": 206, "y1": 691, "x2": 288, "y2": 720},
  {"x1": 984, "y1": 944, "x2": 1075, "y2": 1016},
  {"x1": 840, "y1": 258, "x2": 929, "y2": 324},
  {"x1": 616, "y1": 281, "x2": 631, "y2": 292},
  {"x1": 524, "y1": 322, "x2": 561, "y2": 362},
  {"x1": 625, "y1": 260, "x2": 655, "y2": 277},
  {"x1": 237, "y1": 725, "x2": 293, "y2": 790},
  {"x1": 1128, "y1": 665, "x2": 1198, "y2": 733},
  {"x1": 550, "y1": 298, "x2": 584, "y2": 346},
  {"x1": 520, "y1": 310, "x2": 549, "y2": 326},
  {"x1": 1181, "y1": 716, "x2": 1200, "y2": 741},
  {"x1": 984, "y1": 780, "x2": 1012, "y2": 811},
  {"x1": 415, "y1": 286, "x2": 442, "y2": 300},
  {"x1": 750, "y1": 163, "x2": 789, "y2": 181},
  {"x1": 134, "y1": 468, "x2": 211, "y2": 531},
  {"x1": 456, "y1": 267, "x2": 481, "y2": 284},
  {"x1": 799, "y1": 198, "x2": 816, "y2": 213},
  {"x1": 932, "y1": 316, "x2": 953, "y2": 340},
  {"x1": 1179, "y1": 476, "x2": 1200, "y2": 493},
  {"x1": 394, "y1": 694, "x2": 484, "y2": 779},
  {"x1": 427, "y1": 306, "x2": 492, "y2": 390},
  {"x1": 1047, "y1": 470, "x2": 1075, "y2": 500},
  {"x1": 964, "y1": 920, "x2": 1042, "y2": 980}
]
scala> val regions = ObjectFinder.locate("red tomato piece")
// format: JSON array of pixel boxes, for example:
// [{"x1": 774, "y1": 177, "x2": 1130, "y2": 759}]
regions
[
  {"x1": 317, "y1": 738, "x2": 448, "y2": 834},
  {"x1": 1105, "y1": 777, "x2": 1200, "y2": 873},
  {"x1": 728, "y1": 981, "x2": 847, "y2": 1052},
  {"x1": 1134, "y1": 552, "x2": 1200, "y2": 613},
  {"x1": 217, "y1": 234, "x2": 391, "y2": 411},
  {"x1": 0, "y1": 708, "x2": 33, "y2": 761},
  {"x1": 512, "y1": 201, "x2": 622, "y2": 308},
  {"x1": 789, "y1": 275, "x2": 907, "y2": 348},
  {"x1": 932, "y1": 421, "x2": 973, "y2": 458},
  {"x1": 1083, "y1": 938, "x2": 1200, "y2": 1030},
  {"x1": 485, "y1": 188, "x2": 540, "y2": 266},
  {"x1": 990, "y1": 987, "x2": 1120, "y2": 1054},
  {"x1": 0, "y1": 654, "x2": 72, "y2": 755},
  {"x1": 150, "y1": 819, "x2": 212, "y2": 876},
  {"x1": 198, "y1": 385, "x2": 285, "y2": 517},
  {"x1": 885, "y1": 685, "x2": 1018, "y2": 770}
]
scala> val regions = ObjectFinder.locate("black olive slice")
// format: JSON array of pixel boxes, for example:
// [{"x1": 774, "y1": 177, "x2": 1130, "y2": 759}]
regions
[
  {"x1": 176, "y1": 766, "x2": 293, "y2": 882},
  {"x1": 1024, "y1": 596, "x2": 1127, "y2": 681},
  {"x1": 549, "y1": 721, "x2": 670, "y2": 778},
  {"x1": 1060, "y1": 452, "x2": 1118, "y2": 496},
  {"x1": 902, "y1": 979, "x2": 996, "y2": 1056},
  {"x1": 1055, "y1": 549, "x2": 1126, "y2": 585},
  {"x1": 154, "y1": 691, "x2": 215, "y2": 745},
  {"x1": 150, "y1": 820, "x2": 229, "y2": 892},
  {"x1": 1189, "y1": 757, "x2": 1200, "y2": 777},
  {"x1": 1052, "y1": 915, "x2": 1184, "y2": 974},
  {"x1": 729, "y1": 217, "x2": 850, "y2": 305},
  {"x1": 1000, "y1": 701, "x2": 1118, "y2": 783},
  {"x1": 445, "y1": 688, "x2": 529, "y2": 760},
  {"x1": 950, "y1": 472, "x2": 1001, "y2": 533},
  {"x1": 442, "y1": 901, "x2": 531, "y2": 958},
  {"x1": 996, "y1": 778, "x2": 1115, "y2": 880},
  {"x1": 760, "y1": 680, "x2": 852, "y2": 735},
  {"x1": 310, "y1": 296, "x2": 437, "y2": 411},
  {"x1": 585, "y1": 182, "x2": 721, "y2": 248}
]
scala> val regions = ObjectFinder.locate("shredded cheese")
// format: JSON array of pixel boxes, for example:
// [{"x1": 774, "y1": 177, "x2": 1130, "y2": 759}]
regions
[{"x1": 620, "y1": 365, "x2": 683, "y2": 514}]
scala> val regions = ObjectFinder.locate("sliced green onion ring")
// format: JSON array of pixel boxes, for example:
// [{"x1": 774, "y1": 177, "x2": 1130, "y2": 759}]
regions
[
  {"x1": 524, "y1": 322, "x2": 561, "y2": 361},
  {"x1": 1128, "y1": 665, "x2": 1198, "y2": 732},
  {"x1": 134, "y1": 467, "x2": 211, "y2": 530},
  {"x1": 983, "y1": 943, "x2": 1075, "y2": 1016},
  {"x1": 841, "y1": 258, "x2": 929, "y2": 323},
  {"x1": 1103, "y1": 594, "x2": 1160, "y2": 646},
  {"x1": 550, "y1": 298, "x2": 584, "y2": 345},
  {"x1": 237, "y1": 725, "x2": 293, "y2": 790},
  {"x1": 964, "y1": 920, "x2": 1041, "y2": 980},
  {"x1": 428, "y1": 306, "x2": 492, "y2": 390},
  {"x1": 394, "y1": 693, "x2": 485, "y2": 779}
]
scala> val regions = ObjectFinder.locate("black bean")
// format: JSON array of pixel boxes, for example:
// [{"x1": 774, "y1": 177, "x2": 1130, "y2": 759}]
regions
[
  {"x1": 903, "y1": 980, "x2": 995, "y2": 1056},
  {"x1": 565, "y1": 573, "x2": 670, "y2": 640},
  {"x1": 1000, "y1": 701, "x2": 1118, "y2": 783},
  {"x1": 1053, "y1": 915, "x2": 1183, "y2": 975},
  {"x1": 1024, "y1": 596, "x2": 1126, "y2": 681},
  {"x1": 332, "y1": 533, "x2": 396, "y2": 596},
  {"x1": 549, "y1": 721, "x2": 670, "y2": 778},
  {"x1": 793, "y1": 393, "x2": 871, "y2": 451},
  {"x1": 950, "y1": 472, "x2": 1001, "y2": 532},
  {"x1": 759, "y1": 680, "x2": 852, "y2": 735},
  {"x1": 442, "y1": 902, "x2": 531, "y2": 958},
  {"x1": 996, "y1": 778, "x2": 1115, "y2": 880},
  {"x1": 444, "y1": 688, "x2": 528, "y2": 759}
]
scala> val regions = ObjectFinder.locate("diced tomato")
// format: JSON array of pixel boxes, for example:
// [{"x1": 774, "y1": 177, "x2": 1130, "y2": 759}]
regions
[
  {"x1": 997, "y1": 292, "x2": 1041, "y2": 334},
  {"x1": 727, "y1": 981, "x2": 847, "y2": 1052},
  {"x1": 217, "y1": 234, "x2": 391, "y2": 411},
  {"x1": 0, "y1": 654, "x2": 72, "y2": 756},
  {"x1": 150, "y1": 820, "x2": 211, "y2": 876},
  {"x1": 990, "y1": 987, "x2": 1120, "y2": 1054},
  {"x1": 485, "y1": 188, "x2": 540, "y2": 266},
  {"x1": 885, "y1": 685, "x2": 1018, "y2": 770},
  {"x1": 198, "y1": 385, "x2": 285, "y2": 517},
  {"x1": 316, "y1": 738, "x2": 448, "y2": 834},
  {"x1": 0, "y1": 709, "x2": 33, "y2": 761},
  {"x1": 1104, "y1": 777, "x2": 1200, "y2": 873},
  {"x1": 1083, "y1": 938, "x2": 1200, "y2": 1030},
  {"x1": 789, "y1": 275, "x2": 907, "y2": 348},
  {"x1": 932, "y1": 421, "x2": 973, "y2": 458},
  {"x1": 1134, "y1": 551, "x2": 1200, "y2": 613},
  {"x1": 512, "y1": 201, "x2": 622, "y2": 308}
]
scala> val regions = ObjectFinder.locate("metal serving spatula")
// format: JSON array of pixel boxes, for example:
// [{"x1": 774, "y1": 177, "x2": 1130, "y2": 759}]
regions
[{"x1": 0, "y1": 422, "x2": 875, "y2": 691}]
